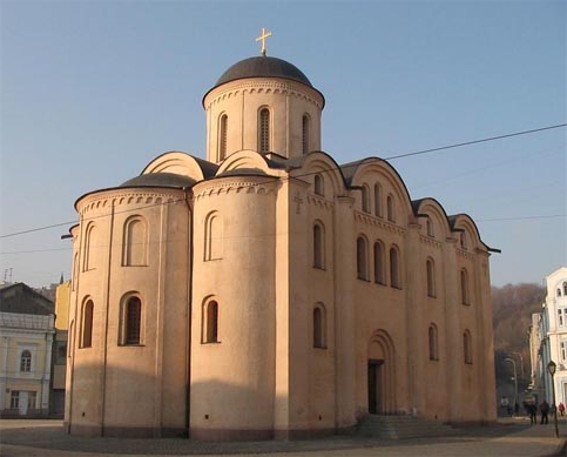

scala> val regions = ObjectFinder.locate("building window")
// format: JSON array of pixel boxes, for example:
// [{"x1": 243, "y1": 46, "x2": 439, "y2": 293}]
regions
[
  {"x1": 20, "y1": 350, "x2": 32, "y2": 372},
  {"x1": 258, "y1": 107, "x2": 270, "y2": 153},
  {"x1": 386, "y1": 194, "x2": 395, "y2": 222},
  {"x1": 461, "y1": 269, "x2": 470, "y2": 305},
  {"x1": 83, "y1": 223, "x2": 96, "y2": 271},
  {"x1": 203, "y1": 300, "x2": 219, "y2": 343},
  {"x1": 374, "y1": 183, "x2": 382, "y2": 217},
  {"x1": 313, "y1": 304, "x2": 326, "y2": 349},
  {"x1": 373, "y1": 241, "x2": 385, "y2": 285},
  {"x1": 81, "y1": 299, "x2": 94, "y2": 348},
  {"x1": 357, "y1": 236, "x2": 369, "y2": 280},
  {"x1": 561, "y1": 341, "x2": 567, "y2": 361},
  {"x1": 426, "y1": 258, "x2": 436, "y2": 297},
  {"x1": 27, "y1": 391, "x2": 36, "y2": 410},
  {"x1": 463, "y1": 330, "x2": 472, "y2": 364},
  {"x1": 559, "y1": 288, "x2": 563, "y2": 297},
  {"x1": 564, "y1": 282, "x2": 567, "y2": 296},
  {"x1": 120, "y1": 296, "x2": 142, "y2": 345},
  {"x1": 390, "y1": 246, "x2": 401, "y2": 289},
  {"x1": 429, "y1": 324, "x2": 439, "y2": 361},
  {"x1": 10, "y1": 391, "x2": 19, "y2": 409},
  {"x1": 204, "y1": 212, "x2": 223, "y2": 261},
  {"x1": 302, "y1": 114, "x2": 310, "y2": 155},
  {"x1": 122, "y1": 216, "x2": 148, "y2": 266},
  {"x1": 313, "y1": 222, "x2": 325, "y2": 269},
  {"x1": 314, "y1": 174, "x2": 324, "y2": 196},
  {"x1": 219, "y1": 113, "x2": 228, "y2": 160},
  {"x1": 559, "y1": 309, "x2": 564, "y2": 327},
  {"x1": 361, "y1": 185, "x2": 370, "y2": 213}
]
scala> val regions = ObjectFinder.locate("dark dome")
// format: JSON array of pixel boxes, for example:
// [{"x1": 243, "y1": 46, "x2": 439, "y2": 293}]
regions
[
  {"x1": 120, "y1": 172, "x2": 196, "y2": 189},
  {"x1": 214, "y1": 56, "x2": 313, "y2": 88}
]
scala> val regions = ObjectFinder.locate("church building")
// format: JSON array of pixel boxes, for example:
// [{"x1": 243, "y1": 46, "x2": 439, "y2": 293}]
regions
[{"x1": 65, "y1": 38, "x2": 497, "y2": 440}]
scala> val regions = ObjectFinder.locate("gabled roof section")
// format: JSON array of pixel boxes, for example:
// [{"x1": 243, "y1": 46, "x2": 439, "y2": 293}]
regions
[{"x1": 0, "y1": 283, "x2": 54, "y2": 315}]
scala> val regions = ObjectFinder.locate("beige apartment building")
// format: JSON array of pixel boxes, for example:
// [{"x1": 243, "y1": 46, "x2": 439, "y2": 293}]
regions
[
  {"x1": 0, "y1": 282, "x2": 55, "y2": 417},
  {"x1": 65, "y1": 52, "x2": 497, "y2": 440}
]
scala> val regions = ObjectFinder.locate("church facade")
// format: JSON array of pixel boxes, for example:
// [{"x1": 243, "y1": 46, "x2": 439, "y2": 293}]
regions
[{"x1": 65, "y1": 52, "x2": 497, "y2": 440}]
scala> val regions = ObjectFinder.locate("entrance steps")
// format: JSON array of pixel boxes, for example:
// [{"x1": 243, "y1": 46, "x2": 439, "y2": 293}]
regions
[{"x1": 357, "y1": 414, "x2": 459, "y2": 439}]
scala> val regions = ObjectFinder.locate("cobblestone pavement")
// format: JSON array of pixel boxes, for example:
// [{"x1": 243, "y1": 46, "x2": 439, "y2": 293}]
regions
[{"x1": 1, "y1": 417, "x2": 566, "y2": 457}]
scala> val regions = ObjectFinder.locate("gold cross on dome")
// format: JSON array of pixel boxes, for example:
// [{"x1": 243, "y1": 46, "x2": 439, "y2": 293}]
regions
[{"x1": 256, "y1": 27, "x2": 272, "y2": 56}]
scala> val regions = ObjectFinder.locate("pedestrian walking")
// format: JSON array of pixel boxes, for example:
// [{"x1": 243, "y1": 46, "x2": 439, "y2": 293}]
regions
[{"x1": 540, "y1": 400, "x2": 550, "y2": 424}]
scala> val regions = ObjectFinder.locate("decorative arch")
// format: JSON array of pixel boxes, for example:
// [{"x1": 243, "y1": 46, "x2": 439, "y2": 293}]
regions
[
  {"x1": 426, "y1": 257, "x2": 436, "y2": 298},
  {"x1": 373, "y1": 240, "x2": 386, "y2": 285},
  {"x1": 367, "y1": 329, "x2": 397, "y2": 414},
  {"x1": 313, "y1": 303, "x2": 327, "y2": 349},
  {"x1": 345, "y1": 158, "x2": 414, "y2": 227},
  {"x1": 389, "y1": 245, "x2": 402, "y2": 289},
  {"x1": 204, "y1": 211, "x2": 223, "y2": 261},
  {"x1": 215, "y1": 149, "x2": 275, "y2": 176},
  {"x1": 302, "y1": 113, "x2": 311, "y2": 155},
  {"x1": 122, "y1": 216, "x2": 148, "y2": 266},
  {"x1": 428, "y1": 324, "x2": 439, "y2": 361},
  {"x1": 295, "y1": 151, "x2": 346, "y2": 198},
  {"x1": 142, "y1": 151, "x2": 213, "y2": 181},
  {"x1": 357, "y1": 235, "x2": 369, "y2": 280},
  {"x1": 83, "y1": 222, "x2": 96, "y2": 272},
  {"x1": 314, "y1": 173, "x2": 325, "y2": 196}
]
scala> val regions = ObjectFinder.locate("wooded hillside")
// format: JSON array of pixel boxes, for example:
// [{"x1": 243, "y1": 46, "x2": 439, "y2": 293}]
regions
[{"x1": 492, "y1": 283, "x2": 546, "y2": 390}]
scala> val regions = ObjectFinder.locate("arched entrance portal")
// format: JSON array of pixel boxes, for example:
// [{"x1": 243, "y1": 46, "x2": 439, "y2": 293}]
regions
[{"x1": 367, "y1": 330, "x2": 396, "y2": 414}]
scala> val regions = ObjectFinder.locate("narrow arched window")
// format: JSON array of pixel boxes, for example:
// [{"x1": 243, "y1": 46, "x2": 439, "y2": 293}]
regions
[
  {"x1": 564, "y1": 282, "x2": 567, "y2": 296},
  {"x1": 361, "y1": 185, "x2": 370, "y2": 213},
  {"x1": 313, "y1": 304, "x2": 326, "y2": 349},
  {"x1": 461, "y1": 269, "x2": 470, "y2": 305},
  {"x1": 357, "y1": 236, "x2": 368, "y2": 280},
  {"x1": 204, "y1": 212, "x2": 223, "y2": 261},
  {"x1": 20, "y1": 350, "x2": 32, "y2": 372},
  {"x1": 390, "y1": 246, "x2": 401, "y2": 289},
  {"x1": 81, "y1": 299, "x2": 94, "y2": 348},
  {"x1": 83, "y1": 223, "x2": 96, "y2": 271},
  {"x1": 373, "y1": 241, "x2": 385, "y2": 285},
  {"x1": 463, "y1": 330, "x2": 472, "y2": 364},
  {"x1": 123, "y1": 216, "x2": 148, "y2": 266},
  {"x1": 559, "y1": 288, "x2": 563, "y2": 297},
  {"x1": 218, "y1": 113, "x2": 228, "y2": 161},
  {"x1": 460, "y1": 232, "x2": 468, "y2": 249},
  {"x1": 428, "y1": 325, "x2": 439, "y2": 361},
  {"x1": 426, "y1": 258, "x2": 436, "y2": 297},
  {"x1": 386, "y1": 194, "x2": 395, "y2": 222},
  {"x1": 204, "y1": 301, "x2": 219, "y2": 343},
  {"x1": 259, "y1": 108, "x2": 270, "y2": 153},
  {"x1": 313, "y1": 222, "x2": 325, "y2": 269},
  {"x1": 374, "y1": 183, "x2": 382, "y2": 217},
  {"x1": 426, "y1": 219, "x2": 434, "y2": 237},
  {"x1": 302, "y1": 114, "x2": 310, "y2": 155},
  {"x1": 121, "y1": 296, "x2": 141, "y2": 345},
  {"x1": 314, "y1": 174, "x2": 324, "y2": 196}
]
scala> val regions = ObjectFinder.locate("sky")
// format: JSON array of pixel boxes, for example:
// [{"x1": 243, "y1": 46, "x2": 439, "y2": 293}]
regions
[{"x1": 0, "y1": 0, "x2": 565, "y2": 288}]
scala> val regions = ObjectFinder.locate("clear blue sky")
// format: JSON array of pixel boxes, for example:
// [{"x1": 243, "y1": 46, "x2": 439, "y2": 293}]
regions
[{"x1": 1, "y1": 0, "x2": 565, "y2": 288}]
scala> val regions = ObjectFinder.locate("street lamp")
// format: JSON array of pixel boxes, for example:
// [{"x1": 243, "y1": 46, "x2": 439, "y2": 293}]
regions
[
  {"x1": 547, "y1": 360, "x2": 559, "y2": 438},
  {"x1": 505, "y1": 357, "x2": 519, "y2": 415}
]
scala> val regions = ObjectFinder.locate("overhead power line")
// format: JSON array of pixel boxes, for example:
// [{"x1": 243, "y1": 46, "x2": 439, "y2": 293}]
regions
[
  {"x1": 1, "y1": 122, "x2": 565, "y2": 240},
  {"x1": 384, "y1": 123, "x2": 567, "y2": 160}
]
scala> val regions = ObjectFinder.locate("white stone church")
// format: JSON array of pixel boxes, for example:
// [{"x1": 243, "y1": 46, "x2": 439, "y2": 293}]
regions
[{"x1": 65, "y1": 42, "x2": 497, "y2": 439}]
